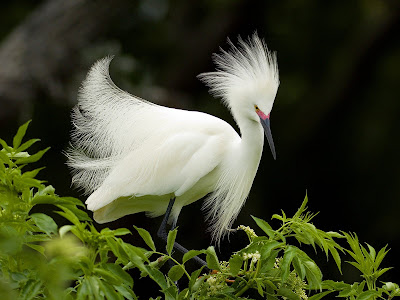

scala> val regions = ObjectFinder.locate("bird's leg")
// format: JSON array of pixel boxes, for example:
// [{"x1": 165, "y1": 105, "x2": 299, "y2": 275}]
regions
[{"x1": 157, "y1": 196, "x2": 208, "y2": 268}]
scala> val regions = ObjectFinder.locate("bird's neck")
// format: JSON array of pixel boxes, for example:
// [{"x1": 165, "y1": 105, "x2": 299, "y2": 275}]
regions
[{"x1": 236, "y1": 116, "x2": 264, "y2": 168}]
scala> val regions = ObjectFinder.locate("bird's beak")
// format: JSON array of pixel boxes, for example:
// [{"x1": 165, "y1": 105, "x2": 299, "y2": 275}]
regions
[{"x1": 256, "y1": 109, "x2": 276, "y2": 160}]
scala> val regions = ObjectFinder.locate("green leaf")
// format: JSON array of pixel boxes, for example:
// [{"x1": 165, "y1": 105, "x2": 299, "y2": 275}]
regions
[
  {"x1": 308, "y1": 291, "x2": 334, "y2": 300},
  {"x1": 376, "y1": 267, "x2": 392, "y2": 279},
  {"x1": 19, "y1": 279, "x2": 42, "y2": 300},
  {"x1": 25, "y1": 243, "x2": 45, "y2": 255},
  {"x1": 13, "y1": 120, "x2": 31, "y2": 149},
  {"x1": 206, "y1": 246, "x2": 221, "y2": 271},
  {"x1": 98, "y1": 281, "x2": 121, "y2": 300},
  {"x1": 302, "y1": 260, "x2": 323, "y2": 290},
  {"x1": 21, "y1": 167, "x2": 44, "y2": 179},
  {"x1": 113, "y1": 228, "x2": 131, "y2": 236},
  {"x1": 252, "y1": 216, "x2": 275, "y2": 238},
  {"x1": 16, "y1": 139, "x2": 40, "y2": 153},
  {"x1": 356, "y1": 290, "x2": 381, "y2": 300},
  {"x1": 59, "y1": 225, "x2": 74, "y2": 238},
  {"x1": 145, "y1": 266, "x2": 168, "y2": 290},
  {"x1": 134, "y1": 226, "x2": 156, "y2": 251},
  {"x1": 168, "y1": 265, "x2": 185, "y2": 281},
  {"x1": 326, "y1": 231, "x2": 345, "y2": 238},
  {"x1": 55, "y1": 206, "x2": 81, "y2": 226},
  {"x1": 114, "y1": 285, "x2": 137, "y2": 300},
  {"x1": 375, "y1": 245, "x2": 389, "y2": 269},
  {"x1": 281, "y1": 245, "x2": 297, "y2": 283},
  {"x1": 15, "y1": 147, "x2": 50, "y2": 165},
  {"x1": 0, "y1": 150, "x2": 12, "y2": 165},
  {"x1": 189, "y1": 266, "x2": 204, "y2": 291},
  {"x1": 228, "y1": 254, "x2": 243, "y2": 276},
  {"x1": 94, "y1": 268, "x2": 121, "y2": 286},
  {"x1": 30, "y1": 213, "x2": 58, "y2": 236},
  {"x1": 0, "y1": 138, "x2": 12, "y2": 152},
  {"x1": 166, "y1": 228, "x2": 178, "y2": 255},
  {"x1": 105, "y1": 264, "x2": 133, "y2": 287},
  {"x1": 277, "y1": 287, "x2": 301, "y2": 300},
  {"x1": 182, "y1": 249, "x2": 204, "y2": 263},
  {"x1": 31, "y1": 195, "x2": 73, "y2": 206},
  {"x1": 293, "y1": 193, "x2": 308, "y2": 219},
  {"x1": 85, "y1": 276, "x2": 101, "y2": 299}
]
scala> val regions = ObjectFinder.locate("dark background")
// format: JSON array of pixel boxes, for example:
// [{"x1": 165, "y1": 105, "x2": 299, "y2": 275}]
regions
[{"x1": 1, "y1": 0, "x2": 399, "y2": 297}]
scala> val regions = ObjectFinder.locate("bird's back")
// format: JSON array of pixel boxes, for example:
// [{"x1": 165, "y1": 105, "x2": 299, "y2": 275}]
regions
[{"x1": 67, "y1": 57, "x2": 240, "y2": 209}]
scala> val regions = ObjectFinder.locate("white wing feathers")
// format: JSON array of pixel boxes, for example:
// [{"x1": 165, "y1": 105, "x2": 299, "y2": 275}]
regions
[
  {"x1": 67, "y1": 57, "x2": 237, "y2": 213},
  {"x1": 67, "y1": 56, "x2": 159, "y2": 194}
]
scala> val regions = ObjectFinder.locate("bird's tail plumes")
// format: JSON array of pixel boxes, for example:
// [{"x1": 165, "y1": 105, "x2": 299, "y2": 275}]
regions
[{"x1": 66, "y1": 57, "x2": 156, "y2": 194}]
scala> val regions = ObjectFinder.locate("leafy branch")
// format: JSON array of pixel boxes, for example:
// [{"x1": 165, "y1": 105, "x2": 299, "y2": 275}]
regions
[{"x1": 0, "y1": 121, "x2": 399, "y2": 299}]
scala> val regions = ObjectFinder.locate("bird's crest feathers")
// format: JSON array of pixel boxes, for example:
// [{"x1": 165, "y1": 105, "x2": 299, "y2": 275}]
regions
[{"x1": 198, "y1": 33, "x2": 279, "y2": 113}]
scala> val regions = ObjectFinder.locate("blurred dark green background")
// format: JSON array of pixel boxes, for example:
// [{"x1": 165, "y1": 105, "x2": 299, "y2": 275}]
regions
[{"x1": 1, "y1": 0, "x2": 399, "y2": 293}]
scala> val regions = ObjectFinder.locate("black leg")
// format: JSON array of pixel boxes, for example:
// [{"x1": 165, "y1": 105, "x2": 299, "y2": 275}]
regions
[{"x1": 157, "y1": 197, "x2": 208, "y2": 268}]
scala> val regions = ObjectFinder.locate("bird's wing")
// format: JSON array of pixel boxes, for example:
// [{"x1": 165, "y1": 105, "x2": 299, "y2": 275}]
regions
[
  {"x1": 67, "y1": 57, "x2": 183, "y2": 194},
  {"x1": 86, "y1": 120, "x2": 238, "y2": 211}
]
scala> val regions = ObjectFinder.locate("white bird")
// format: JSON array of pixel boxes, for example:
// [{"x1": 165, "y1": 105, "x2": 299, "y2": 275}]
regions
[{"x1": 67, "y1": 33, "x2": 279, "y2": 246}]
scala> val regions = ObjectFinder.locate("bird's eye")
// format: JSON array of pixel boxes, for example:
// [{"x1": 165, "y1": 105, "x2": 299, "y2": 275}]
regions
[{"x1": 254, "y1": 105, "x2": 259, "y2": 110}]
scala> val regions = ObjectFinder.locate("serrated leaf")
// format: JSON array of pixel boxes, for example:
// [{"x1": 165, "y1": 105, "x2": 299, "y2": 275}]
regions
[
  {"x1": 94, "y1": 268, "x2": 121, "y2": 285},
  {"x1": 19, "y1": 279, "x2": 42, "y2": 300},
  {"x1": 114, "y1": 285, "x2": 137, "y2": 300},
  {"x1": 113, "y1": 228, "x2": 131, "y2": 236},
  {"x1": 55, "y1": 206, "x2": 81, "y2": 226},
  {"x1": 25, "y1": 243, "x2": 46, "y2": 255},
  {"x1": 183, "y1": 249, "x2": 204, "y2": 263},
  {"x1": 22, "y1": 167, "x2": 44, "y2": 179},
  {"x1": 30, "y1": 213, "x2": 58, "y2": 236},
  {"x1": 13, "y1": 120, "x2": 31, "y2": 149},
  {"x1": 271, "y1": 214, "x2": 284, "y2": 221},
  {"x1": 0, "y1": 139, "x2": 13, "y2": 153},
  {"x1": 356, "y1": 290, "x2": 381, "y2": 300},
  {"x1": 281, "y1": 245, "x2": 297, "y2": 283},
  {"x1": 326, "y1": 231, "x2": 345, "y2": 238},
  {"x1": 293, "y1": 193, "x2": 308, "y2": 219},
  {"x1": 189, "y1": 266, "x2": 204, "y2": 290},
  {"x1": 206, "y1": 246, "x2": 221, "y2": 271},
  {"x1": 16, "y1": 138, "x2": 40, "y2": 153},
  {"x1": 308, "y1": 291, "x2": 334, "y2": 300},
  {"x1": 327, "y1": 243, "x2": 342, "y2": 273},
  {"x1": 375, "y1": 245, "x2": 389, "y2": 269},
  {"x1": 105, "y1": 264, "x2": 133, "y2": 287},
  {"x1": 278, "y1": 287, "x2": 301, "y2": 300},
  {"x1": 98, "y1": 281, "x2": 121, "y2": 300},
  {"x1": 252, "y1": 216, "x2": 276, "y2": 238},
  {"x1": 15, "y1": 147, "x2": 50, "y2": 165},
  {"x1": 376, "y1": 267, "x2": 392, "y2": 279},
  {"x1": 145, "y1": 266, "x2": 168, "y2": 289},
  {"x1": 303, "y1": 260, "x2": 322, "y2": 290},
  {"x1": 292, "y1": 256, "x2": 306, "y2": 279},
  {"x1": 0, "y1": 150, "x2": 12, "y2": 165},
  {"x1": 166, "y1": 228, "x2": 178, "y2": 255},
  {"x1": 229, "y1": 254, "x2": 243, "y2": 276},
  {"x1": 134, "y1": 226, "x2": 155, "y2": 251},
  {"x1": 168, "y1": 265, "x2": 185, "y2": 281}
]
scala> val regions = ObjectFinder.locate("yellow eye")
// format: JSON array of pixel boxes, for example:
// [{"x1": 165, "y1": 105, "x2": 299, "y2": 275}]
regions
[{"x1": 254, "y1": 105, "x2": 259, "y2": 110}]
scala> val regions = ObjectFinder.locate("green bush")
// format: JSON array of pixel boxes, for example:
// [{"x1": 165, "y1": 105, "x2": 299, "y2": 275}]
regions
[{"x1": 0, "y1": 121, "x2": 399, "y2": 299}]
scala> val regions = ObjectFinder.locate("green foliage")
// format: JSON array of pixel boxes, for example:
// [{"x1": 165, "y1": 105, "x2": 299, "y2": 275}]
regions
[{"x1": 1, "y1": 121, "x2": 399, "y2": 299}]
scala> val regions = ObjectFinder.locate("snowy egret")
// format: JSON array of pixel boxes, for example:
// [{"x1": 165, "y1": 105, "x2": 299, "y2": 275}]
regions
[{"x1": 67, "y1": 33, "x2": 279, "y2": 251}]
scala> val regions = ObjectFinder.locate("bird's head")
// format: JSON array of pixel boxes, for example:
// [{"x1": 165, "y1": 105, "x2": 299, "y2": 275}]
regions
[{"x1": 198, "y1": 32, "x2": 279, "y2": 159}]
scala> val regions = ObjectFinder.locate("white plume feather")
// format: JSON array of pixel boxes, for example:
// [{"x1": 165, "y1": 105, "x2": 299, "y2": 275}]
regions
[
  {"x1": 67, "y1": 56, "x2": 160, "y2": 194},
  {"x1": 198, "y1": 33, "x2": 279, "y2": 118}
]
